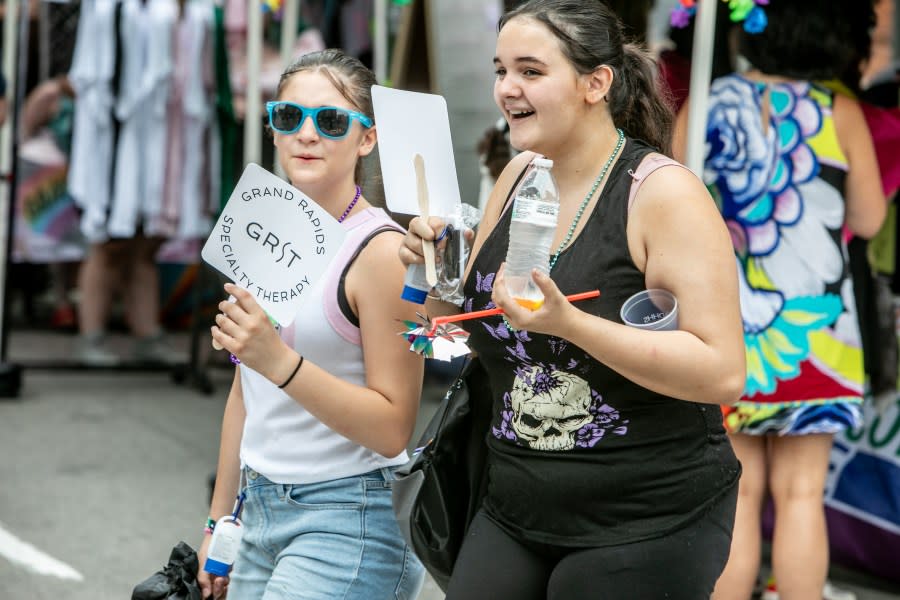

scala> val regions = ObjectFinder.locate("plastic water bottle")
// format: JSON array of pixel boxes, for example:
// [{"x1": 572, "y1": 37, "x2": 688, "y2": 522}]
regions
[
  {"x1": 505, "y1": 158, "x2": 559, "y2": 309},
  {"x1": 204, "y1": 516, "x2": 244, "y2": 577}
]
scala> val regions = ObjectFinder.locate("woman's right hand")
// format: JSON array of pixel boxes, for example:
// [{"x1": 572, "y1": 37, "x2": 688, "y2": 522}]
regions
[
  {"x1": 197, "y1": 535, "x2": 230, "y2": 599},
  {"x1": 399, "y1": 216, "x2": 447, "y2": 267}
]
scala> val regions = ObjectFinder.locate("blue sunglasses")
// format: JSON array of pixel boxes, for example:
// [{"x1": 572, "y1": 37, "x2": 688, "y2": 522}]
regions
[{"x1": 266, "y1": 101, "x2": 373, "y2": 139}]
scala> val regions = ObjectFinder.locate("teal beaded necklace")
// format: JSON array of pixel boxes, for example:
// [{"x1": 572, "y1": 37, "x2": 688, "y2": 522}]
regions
[
  {"x1": 502, "y1": 128, "x2": 625, "y2": 330},
  {"x1": 547, "y1": 127, "x2": 625, "y2": 272}
]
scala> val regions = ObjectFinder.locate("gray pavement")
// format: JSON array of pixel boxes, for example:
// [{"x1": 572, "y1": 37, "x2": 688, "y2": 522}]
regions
[{"x1": 0, "y1": 331, "x2": 897, "y2": 599}]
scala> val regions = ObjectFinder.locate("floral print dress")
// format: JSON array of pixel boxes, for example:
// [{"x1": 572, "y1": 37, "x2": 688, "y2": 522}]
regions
[{"x1": 704, "y1": 74, "x2": 864, "y2": 435}]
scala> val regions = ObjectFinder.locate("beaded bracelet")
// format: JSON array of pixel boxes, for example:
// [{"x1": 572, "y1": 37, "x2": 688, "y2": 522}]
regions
[{"x1": 204, "y1": 516, "x2": 217, "y2": 535}]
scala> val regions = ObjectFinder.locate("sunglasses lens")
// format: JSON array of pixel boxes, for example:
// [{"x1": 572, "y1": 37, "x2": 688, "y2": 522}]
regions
[
  {"x1": 315, "y1": 108, "x2": 351, "y2": 137},
  {"x1": 271, "y1": 103, "x2": 303, "y2": 132}
]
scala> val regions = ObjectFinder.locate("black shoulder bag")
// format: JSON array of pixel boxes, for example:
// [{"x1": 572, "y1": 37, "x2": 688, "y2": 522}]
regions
[{"x1": 392, "y1": 357, "x2": 492, "y2": 592}]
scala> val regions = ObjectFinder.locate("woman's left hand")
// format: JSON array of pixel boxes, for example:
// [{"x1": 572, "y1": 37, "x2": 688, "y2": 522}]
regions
[
  {"x1": 491, "y1": 264, "x2": 577, "y2": 337},
  {"x1": 211, "y1": 283, "x2": 292, "y2": 380}
]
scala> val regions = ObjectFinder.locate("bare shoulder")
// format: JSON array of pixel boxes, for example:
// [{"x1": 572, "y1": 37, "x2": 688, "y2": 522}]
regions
[
  {"x1": 832, "y1": 91, "x2": 864, "y2": 123},
  {"x1": 355, "y1": 228, "x2": 406, "y2": 269},
  {"x1": 346, "y1": 227, "x2": 410, "y2": 316},
  {"x1": 831, "y1": 92, "x2": 868, "y2": 149},
  {"x1": 631, "y1": 155, "x2": 710, "y2": 214},
  {"x1": 628, "y1": 157, "x2": 726, "y2": 270}
]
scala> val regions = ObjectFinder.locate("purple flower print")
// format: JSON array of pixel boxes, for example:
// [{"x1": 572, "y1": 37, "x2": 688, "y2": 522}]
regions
[
  {"x1": 505, "y1": 340, "x2": 531, "y2": 362},
  {"x1": 483, "y1": 320, "x2": 511, "y2": 340},
  {"x1": 475, "y1": 270, "x2": 496, "y2": 293},
  {"x1": 493, "y1": 408, "x2": 518, "y2": 441},
  {"x1": 492, "y1": 392, "x2": 518, "y2": 441},
  {"x1": 575, "y1": 423, "x2": 605, "y2": 448},
  {"x1": 548, "y1": 336, "x2": 570, "y2": 356},
  {"x1": 532, "y1": 369, "x2": 559, "y2": 395}
]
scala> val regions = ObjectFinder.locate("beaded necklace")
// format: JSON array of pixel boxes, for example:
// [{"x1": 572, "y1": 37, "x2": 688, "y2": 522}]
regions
[
  {"x1": 338, "y1": 185, "x2": 362, "y2": 223},
  {"x1": 502, "y1": 128, "x2": 624, "y2": 330},
  {"x1": 548, "y1": 128, "x2": 624, "y2": 271}
]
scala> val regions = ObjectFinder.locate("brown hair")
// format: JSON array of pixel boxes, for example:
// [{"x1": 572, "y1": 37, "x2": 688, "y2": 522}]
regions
[
  {"x1": 276, "y1": 49, "x2": 378, "y2": 183},
  {"x1": 499, "y1": 0, "x2": 673, "y2": 155}
]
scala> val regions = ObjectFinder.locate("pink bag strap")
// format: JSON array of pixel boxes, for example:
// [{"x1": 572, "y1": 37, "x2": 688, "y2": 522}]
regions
[{"x1": 627, "y1": 154, "x2": 695, "y2": 213}]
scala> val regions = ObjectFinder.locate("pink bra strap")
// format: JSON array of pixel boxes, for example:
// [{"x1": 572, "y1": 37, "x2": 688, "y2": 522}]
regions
[{"x1": 627, "y1": 154, "x2": 694, "y2": 213}]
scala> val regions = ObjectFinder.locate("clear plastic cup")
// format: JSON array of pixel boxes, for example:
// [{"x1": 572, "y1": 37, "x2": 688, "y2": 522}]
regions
[{"x1": 620, "y1": 289, "x2": 678, "y2": 331}]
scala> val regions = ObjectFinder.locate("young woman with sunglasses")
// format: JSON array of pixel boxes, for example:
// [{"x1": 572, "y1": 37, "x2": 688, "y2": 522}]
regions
[
  {"x1": 199, "y1": 49, "x2": 425, "y2": 600},
  {"x1": 400, "y1": 1, "x2": 745, "y2": 598}
]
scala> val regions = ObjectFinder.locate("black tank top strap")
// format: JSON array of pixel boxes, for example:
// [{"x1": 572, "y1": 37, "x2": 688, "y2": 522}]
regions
[{"x1": 337, "y1": 225, "x2": 403, "y2": 327}]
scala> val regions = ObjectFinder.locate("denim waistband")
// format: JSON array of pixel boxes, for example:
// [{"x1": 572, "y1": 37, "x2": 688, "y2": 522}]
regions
[{"x1": 241, "y1": 465, "x2": 395, "y2": 488}]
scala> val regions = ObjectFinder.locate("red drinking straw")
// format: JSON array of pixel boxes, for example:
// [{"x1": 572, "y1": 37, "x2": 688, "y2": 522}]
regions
[{"x1": 426, "y1": 289, "x2": 600, "y2": 336}]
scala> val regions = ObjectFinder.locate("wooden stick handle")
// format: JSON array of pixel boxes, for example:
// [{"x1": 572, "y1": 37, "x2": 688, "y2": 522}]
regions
[{"x1": 414, "y1": 154, "x2": 438, "y2": 287}]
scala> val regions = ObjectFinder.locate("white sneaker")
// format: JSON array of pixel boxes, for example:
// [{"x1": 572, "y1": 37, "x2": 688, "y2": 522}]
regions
[
  {"x1": 823, "y1": 581, "x2": 857, "y2": 600},
  {"x1": 132, "y1": 333, "x2": 187, "y2": 365},
  {"x1": 76, "y1": 333, "x2": 119, "y2": 366}
]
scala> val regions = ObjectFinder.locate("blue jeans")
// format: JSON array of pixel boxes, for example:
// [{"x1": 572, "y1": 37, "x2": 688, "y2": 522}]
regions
[{"x1": 228, "y1": 466, "x2": 424, "y2": 600}]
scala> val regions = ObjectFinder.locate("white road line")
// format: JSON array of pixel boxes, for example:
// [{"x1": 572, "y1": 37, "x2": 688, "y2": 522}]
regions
[{"x1": 0, "y1": 521, "x2": 84, "y2": 581}]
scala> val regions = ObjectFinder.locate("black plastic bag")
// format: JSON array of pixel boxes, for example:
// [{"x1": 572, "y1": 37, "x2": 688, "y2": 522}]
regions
[{"x1": 132, "y1": 541, "x2": 205, "y2": 600}]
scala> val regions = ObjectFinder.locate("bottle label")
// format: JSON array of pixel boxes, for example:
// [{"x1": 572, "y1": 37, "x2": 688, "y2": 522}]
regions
[
  {"x1": 204, "y1": 517, "x2": 244, "y2": 576},
  {"x1": 511, "y1": 198, "x2": 558, "y2": 228}
]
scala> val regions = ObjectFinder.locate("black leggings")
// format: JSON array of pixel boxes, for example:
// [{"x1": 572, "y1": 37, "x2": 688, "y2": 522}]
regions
[{"x1": 445, "y1": 486, "x2": 737, "y2": 600}]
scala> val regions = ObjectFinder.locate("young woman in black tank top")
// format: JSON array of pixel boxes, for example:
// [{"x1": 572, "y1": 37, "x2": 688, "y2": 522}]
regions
[{"x1": 400, "y1": 1, "x2": 746, "y2": 598}]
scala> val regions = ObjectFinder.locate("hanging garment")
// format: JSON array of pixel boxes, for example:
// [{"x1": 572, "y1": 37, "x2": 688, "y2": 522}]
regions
[
  {"x1": 214, "y1": 1, "x2": 239, "y2": 211},
  {"x1": 108, "y1": 0, "x2": 179, "y2": 240},
  {"x1": 67, "y1": 0, "x2": 118, "y2": 239},
  {"x1": 159, "y1": 0, "x2": 218, "y2": 240}
]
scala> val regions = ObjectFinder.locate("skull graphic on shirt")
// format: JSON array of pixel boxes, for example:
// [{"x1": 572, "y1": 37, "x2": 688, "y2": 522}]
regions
[{"x1": 510, "y1": 366, "x2": 593, "y2": 451}]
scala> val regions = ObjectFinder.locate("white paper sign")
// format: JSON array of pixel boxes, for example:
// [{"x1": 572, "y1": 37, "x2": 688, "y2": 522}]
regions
[
  {"x1": 201, "y1": 164, "x2": 346, "y2": 326},
  {"x1": 372, "y1": 85, "x2": 462, "y2": 217}
]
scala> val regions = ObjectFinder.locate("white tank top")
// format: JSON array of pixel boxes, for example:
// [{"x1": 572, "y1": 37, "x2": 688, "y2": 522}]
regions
[{"x1": 239, "y1": 207, "x2": 409, "y2": 484}]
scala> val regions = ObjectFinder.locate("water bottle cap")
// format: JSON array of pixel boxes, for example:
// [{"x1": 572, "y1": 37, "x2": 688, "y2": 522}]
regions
[
  {"x1": 401, "y1": 285, "x2": 428, "y2": 304},
  {"x1": 532, "y1": 157, "x2": 553, "y2": 169}
]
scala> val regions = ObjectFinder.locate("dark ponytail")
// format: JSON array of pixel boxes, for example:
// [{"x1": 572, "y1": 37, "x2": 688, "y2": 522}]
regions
[
  {"x1": 609, "y1": 43, "x2": 673, "y2": 156},
  {"x1": 500, "y1": 0, "x2": 674, "y2": 155}
]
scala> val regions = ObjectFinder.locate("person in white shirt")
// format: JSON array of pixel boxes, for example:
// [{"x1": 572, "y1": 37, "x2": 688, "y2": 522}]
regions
[{"x1": 198, "y1": 49, "x2": 425, "y2": 600}]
